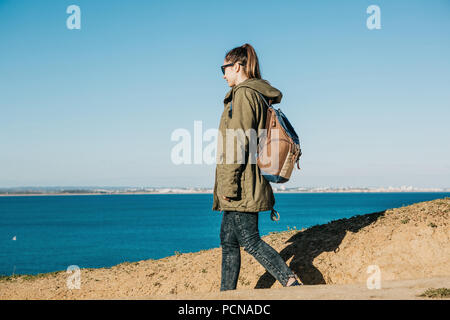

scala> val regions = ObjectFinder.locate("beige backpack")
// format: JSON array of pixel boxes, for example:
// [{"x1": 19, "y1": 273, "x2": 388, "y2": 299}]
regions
[{"x1": 256, "y1": 92, "x2": 302, "y2": 184}]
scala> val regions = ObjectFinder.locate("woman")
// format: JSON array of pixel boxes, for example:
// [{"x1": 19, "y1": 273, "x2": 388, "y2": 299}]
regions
[{"x1": 212, "y1": 43, "x2": 302, "y2": 291}]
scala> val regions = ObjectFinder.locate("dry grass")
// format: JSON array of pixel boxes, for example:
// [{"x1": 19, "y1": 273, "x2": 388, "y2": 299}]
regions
[{"x1": 420, "y1": 288, "x2": 450, "y2": 299}]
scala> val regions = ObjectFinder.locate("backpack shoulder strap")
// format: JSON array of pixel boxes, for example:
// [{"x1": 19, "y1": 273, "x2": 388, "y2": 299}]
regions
[
  {"x1": 256, "y1": 92, "x2": 273, "y2": 107},
  {"x1": 230, "y1": 90, "x2": 274, "y2": 118}
]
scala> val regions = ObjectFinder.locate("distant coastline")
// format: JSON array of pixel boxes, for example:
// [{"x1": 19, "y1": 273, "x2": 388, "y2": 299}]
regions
[{"x1": 0, "y1": 186, "x2": 449, "y2": 197}]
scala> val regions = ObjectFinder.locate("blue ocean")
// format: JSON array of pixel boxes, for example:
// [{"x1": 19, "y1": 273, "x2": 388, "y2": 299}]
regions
[{"x1": 0, "y1": 192, "x2": 448, "y2": 276}]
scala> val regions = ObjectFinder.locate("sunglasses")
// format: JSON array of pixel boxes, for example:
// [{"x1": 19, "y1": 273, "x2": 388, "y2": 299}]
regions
[{"x1": 221, "y1": 62, "x2": 245, "y2": 75}]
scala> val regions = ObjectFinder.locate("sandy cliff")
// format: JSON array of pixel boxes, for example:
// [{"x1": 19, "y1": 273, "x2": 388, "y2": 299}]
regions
[{"x1": 1, "y1": 197, "x2": 449, "y2": 299}]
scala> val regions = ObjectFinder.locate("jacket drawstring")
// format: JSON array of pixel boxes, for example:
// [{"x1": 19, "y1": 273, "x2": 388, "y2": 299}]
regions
[{"x1": 270, "y1": 209, "x2": 280, "y2": 221}]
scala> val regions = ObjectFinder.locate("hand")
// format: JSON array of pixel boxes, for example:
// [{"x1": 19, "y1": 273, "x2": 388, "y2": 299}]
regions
[{"x1": 222, "y1": 196, "x2": 232, "y2": 202}]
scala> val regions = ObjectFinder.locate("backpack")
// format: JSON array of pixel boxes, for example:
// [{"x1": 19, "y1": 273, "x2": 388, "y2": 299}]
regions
[{"x1": 256, "y1": 92, "x2": 302, "y2": 184}]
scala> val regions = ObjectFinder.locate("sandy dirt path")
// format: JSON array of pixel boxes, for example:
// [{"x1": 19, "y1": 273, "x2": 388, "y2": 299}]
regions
[{"x1": 146, "y1": 276, "x2": 450, "y2": 300}]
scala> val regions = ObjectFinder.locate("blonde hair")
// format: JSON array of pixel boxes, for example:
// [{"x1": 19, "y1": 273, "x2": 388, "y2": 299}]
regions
[{"x1": 225, "y1": 43, "x2": 261, "y2": 79}]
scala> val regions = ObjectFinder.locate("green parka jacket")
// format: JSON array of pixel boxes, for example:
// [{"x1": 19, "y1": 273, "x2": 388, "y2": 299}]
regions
[{"x1": 212, "y1": 78, "x2": 283, "y2": 213}]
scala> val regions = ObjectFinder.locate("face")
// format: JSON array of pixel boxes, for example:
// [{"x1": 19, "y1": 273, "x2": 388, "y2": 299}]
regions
[{"x1": 222, "y1": 59, "x2": 238, "y2": 87}]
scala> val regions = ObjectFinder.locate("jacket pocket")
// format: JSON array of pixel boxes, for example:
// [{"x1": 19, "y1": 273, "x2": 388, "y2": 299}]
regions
[{"x1": 217, "y1": 167, "x2": 246, "y2": 208}]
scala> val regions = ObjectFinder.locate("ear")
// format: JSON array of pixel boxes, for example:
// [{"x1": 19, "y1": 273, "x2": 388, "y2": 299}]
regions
[{"x1": 233, "y1": 63, "x2": 240, "y2": 73}]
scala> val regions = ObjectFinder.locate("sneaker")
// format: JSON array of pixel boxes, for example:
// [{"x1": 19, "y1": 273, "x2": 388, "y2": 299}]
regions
[
  {"x1": 288, "y1": 280, "x2": 302, "y2": 286},
  {"x1": 286, "y1": 276, "x2": 303, "y2": 287}
]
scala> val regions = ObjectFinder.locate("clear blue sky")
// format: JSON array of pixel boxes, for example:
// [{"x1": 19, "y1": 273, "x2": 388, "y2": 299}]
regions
[{"x1": 1, "y1": 0, "x2": 449, "y2": 188}]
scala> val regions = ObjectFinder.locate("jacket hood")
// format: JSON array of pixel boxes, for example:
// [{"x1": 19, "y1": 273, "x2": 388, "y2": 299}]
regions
[{"x1": 224, "y1": 78, "x2": 283, "y2": 105}]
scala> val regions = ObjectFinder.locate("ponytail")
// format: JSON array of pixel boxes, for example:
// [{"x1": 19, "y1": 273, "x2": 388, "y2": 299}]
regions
[{"x1": 224, "y1": 43, "x2": 261, "y2": 79}]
